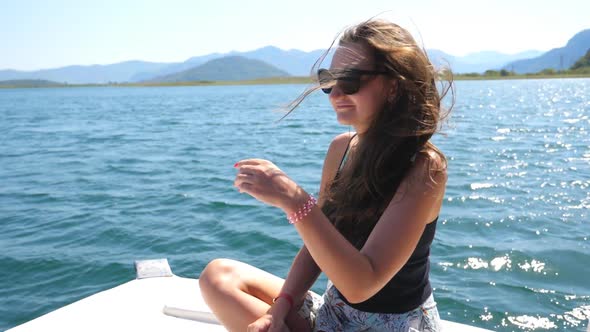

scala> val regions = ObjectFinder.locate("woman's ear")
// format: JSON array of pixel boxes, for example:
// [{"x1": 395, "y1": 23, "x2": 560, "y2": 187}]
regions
[
  {"x1": 389, "y1": 79, "x2": 398, "y2": 96},
  {"x1": 387, "y1": 80, "x2": 398, "y2": 103}
]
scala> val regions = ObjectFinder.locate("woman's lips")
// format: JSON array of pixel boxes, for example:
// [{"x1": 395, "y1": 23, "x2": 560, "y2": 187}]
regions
[{"x1": 335, "y1": 104, "x2": 355, "y2": 110}]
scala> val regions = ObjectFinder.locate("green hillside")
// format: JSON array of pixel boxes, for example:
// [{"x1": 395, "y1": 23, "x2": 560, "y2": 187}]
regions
[
  {"x1": 570, "y1": 49, "x2": 590, "y2": 73},
  {"x1": 149, "y1": 56, "x2": 290, "y2": 82}
]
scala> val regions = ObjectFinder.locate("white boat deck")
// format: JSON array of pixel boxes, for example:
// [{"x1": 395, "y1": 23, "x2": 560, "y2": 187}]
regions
[{"x1": 9, "y1": 260, "x2": 494, "y2": 331}]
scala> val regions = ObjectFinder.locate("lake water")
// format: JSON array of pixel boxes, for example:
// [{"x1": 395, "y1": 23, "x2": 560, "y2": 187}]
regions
[{"x1": 1, "y1": 79, "x2": 589, "y2": 331}]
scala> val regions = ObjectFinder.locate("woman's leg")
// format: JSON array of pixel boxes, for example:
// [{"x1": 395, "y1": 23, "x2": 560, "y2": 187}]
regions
[{"x1": 199, "y1": 258, "x2": 311, "y2": 332}]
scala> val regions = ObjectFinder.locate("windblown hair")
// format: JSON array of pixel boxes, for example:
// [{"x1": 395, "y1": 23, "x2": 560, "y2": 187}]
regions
[{"x1": 284, "y1": 19, "x2": 454, "y2": 248}]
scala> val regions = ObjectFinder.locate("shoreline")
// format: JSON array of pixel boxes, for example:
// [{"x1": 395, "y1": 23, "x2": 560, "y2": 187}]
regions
[{"x1": 1, "y1": 74, "x2": 589, "y2": 89}]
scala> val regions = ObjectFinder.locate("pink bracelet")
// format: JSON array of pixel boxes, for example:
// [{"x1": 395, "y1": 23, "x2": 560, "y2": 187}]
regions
[{"x1": 286, "y1": 195, "x2": 317, "y2": 224}]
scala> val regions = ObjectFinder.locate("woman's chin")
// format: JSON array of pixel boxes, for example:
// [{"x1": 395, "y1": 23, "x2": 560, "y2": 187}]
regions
[{"x1": 335, "y1": 113, "x2": 355, "y2": 126}]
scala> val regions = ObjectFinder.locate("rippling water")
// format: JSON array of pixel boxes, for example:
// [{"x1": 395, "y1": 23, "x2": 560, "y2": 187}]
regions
[{"x1": 1, "y1": 79, "x2": 589, "y2": 331}]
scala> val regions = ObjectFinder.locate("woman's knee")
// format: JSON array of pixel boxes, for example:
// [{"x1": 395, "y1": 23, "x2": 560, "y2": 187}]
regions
[{"x1": 199, "y1": 258, "x2": 240, "y2": 294}]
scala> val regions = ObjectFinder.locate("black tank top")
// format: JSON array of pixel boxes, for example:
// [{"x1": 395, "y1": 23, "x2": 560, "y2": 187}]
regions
[{"x1": 333, "y1": 133, "x2": 437, "y2": 313}]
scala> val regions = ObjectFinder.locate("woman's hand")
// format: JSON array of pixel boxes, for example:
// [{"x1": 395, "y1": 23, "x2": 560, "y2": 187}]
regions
[
  {"x1": 247, "y1": 313, "x2": 290, "y2": 332},
  {"x1": 234, "y1": 159, "x2": 307, "y2": 214}
]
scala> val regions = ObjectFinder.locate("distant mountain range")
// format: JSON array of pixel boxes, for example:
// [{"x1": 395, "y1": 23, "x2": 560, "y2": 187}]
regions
[
  {"x1": 503, "y1": 29, "x2": 590, "y2": 73},
  {"x1": 426, "y1": 49, "x2": 545, "y2": 74},
  {"x1": 1, "y1": 29, "x2": 588, "y2": 84},
  {"x1": 131, "y1": 46, "x2": 327, "y2": 82},
  {"x1": 0, "y1": 61, "x2": 169, "y2": 85}
]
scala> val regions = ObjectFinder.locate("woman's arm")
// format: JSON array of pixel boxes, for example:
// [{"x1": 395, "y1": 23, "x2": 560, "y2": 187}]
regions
[
  {"x1": 269, "y1": 245, "x2": 319, "y2": 319},
  {"x1": 283, "y1": 152, "x2": 447, "y2": 303},
  {"x1": 268, "y1": 133, "x2": 353, "y2": 317},
  {"x1": 234, "y1": 133, "x2": 438, "y2": 304}
]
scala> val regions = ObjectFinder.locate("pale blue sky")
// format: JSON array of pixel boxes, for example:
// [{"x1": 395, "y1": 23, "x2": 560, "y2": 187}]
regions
[{"x1": 1, "y1": 0, "x2": 588, "y2": 70}]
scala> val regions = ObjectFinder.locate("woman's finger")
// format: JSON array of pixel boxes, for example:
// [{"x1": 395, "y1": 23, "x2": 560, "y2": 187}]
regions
[
  {"x1": 237, "y1": 182, "x2": 260, "y2": 196},
  {"x1": 234, "y1": 173, "x2": 256, "y2": 187},
  {"x1": 234, "y1": 175, "x2": 255, "y2": 188},
  {"x1": 235, "y1": 159, "x2": 273, "y2": 168},
  {"x1": 235, "y1": 159, "x2": 262, "y2": 167},
  {"x1": 239, "y1": 182, "x2": 254, "y2": 191},
  {"x1": 238, "y1": 164, "x2": 263, "y2": 175},
  {"x1": 235, "y1": 173, "x2": 254, "y2": 180}
]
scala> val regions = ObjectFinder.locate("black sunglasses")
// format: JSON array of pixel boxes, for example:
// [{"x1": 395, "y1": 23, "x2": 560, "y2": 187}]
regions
[{"x1": 318, "y1": 68, "x2": 388, "y2": 95}]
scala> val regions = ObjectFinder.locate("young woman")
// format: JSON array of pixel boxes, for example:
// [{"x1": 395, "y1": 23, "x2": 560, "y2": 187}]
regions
[{"x1": 199, "y1": 18, "x2": 453, "y2": 332}]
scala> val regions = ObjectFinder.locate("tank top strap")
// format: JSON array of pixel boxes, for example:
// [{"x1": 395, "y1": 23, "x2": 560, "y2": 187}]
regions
[{"x1": 337, "y1": 133, "x2": 357, "y2": 174}]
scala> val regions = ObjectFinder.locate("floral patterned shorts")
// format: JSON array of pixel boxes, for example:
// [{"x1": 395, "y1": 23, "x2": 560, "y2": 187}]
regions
[{"x1": 297, "y1": 285, "x2": 441, "y2": 332}]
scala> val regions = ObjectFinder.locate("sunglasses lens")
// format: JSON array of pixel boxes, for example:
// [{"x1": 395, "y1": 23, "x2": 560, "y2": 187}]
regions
[
  {"x1": 318, "y1": 69, "x2": 333, "y2": 94},
  {"x1": 317, "y1": 69, "x2": 362, "y2": 95},
  {"x1": 338, "y1": 78, "x2": 360, "y2": 95}
]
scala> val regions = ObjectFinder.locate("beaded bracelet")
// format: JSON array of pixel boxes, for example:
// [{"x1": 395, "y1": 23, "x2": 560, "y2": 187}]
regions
[{"x1": 287, "y1": 195, "x2": 317, "y2": 224}]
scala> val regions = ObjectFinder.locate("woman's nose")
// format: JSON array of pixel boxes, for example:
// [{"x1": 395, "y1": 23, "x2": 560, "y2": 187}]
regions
[{"x1": 329, "y1": 84, "x2": 345, "y2": 98}]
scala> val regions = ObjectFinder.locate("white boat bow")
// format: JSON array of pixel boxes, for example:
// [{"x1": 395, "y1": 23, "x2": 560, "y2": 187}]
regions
[{"x1": 8, "y1": 259, "x2": 494, "y2": 331}]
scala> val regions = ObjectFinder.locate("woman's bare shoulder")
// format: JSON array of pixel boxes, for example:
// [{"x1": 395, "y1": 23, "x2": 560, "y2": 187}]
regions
[
  {"x1": 322, "y1": 133, "x2": 355, "y2": 178},
  {"x1": 331, "y1": 132, "x2": 356, "y2": 146},
  {"x1": 327, "y1": 132, "x2": 355, "y2": 156},
  {"x1": 318, "y1": 132, "x2": 356, "y2": 204},
  {"x1": 413, "y1": 146, "x2": 448, "y2": 185}
]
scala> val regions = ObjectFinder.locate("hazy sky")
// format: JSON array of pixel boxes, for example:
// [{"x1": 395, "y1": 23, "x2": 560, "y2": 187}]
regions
[{"x1": 1, "y1": 0, "x2": 588, "y2": 70}]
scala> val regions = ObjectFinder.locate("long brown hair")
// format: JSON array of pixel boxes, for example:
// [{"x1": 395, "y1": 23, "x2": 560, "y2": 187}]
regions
[{"x1": 285, "y1": 19, "x2": 454, "y2": 248}]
